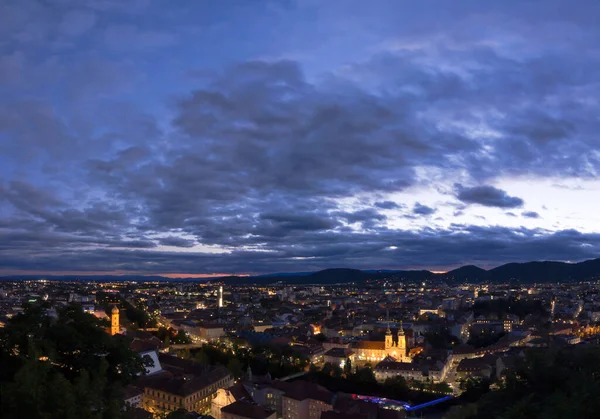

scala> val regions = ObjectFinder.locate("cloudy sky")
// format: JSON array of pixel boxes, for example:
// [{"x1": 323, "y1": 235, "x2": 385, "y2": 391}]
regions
[{"x1": 1, "y1": 0, "x2": 600, "y2": 276}]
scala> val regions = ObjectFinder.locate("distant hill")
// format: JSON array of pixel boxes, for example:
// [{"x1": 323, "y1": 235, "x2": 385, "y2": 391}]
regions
[
  {"x1": 257, "y1": 271, "x2": 315, "y2": 277},
  {"x1": 438, "y1": 259, "x2": 600, "y2": 283},
  {"x1": 310, "y1": 268, "x2": 366, "y2": 282},
  {"x1": 3, "y1": 257, "x2": 600, "y2": 284},
  {"x1": 443, "y1": 265, "x2": 488, "y2": 282},
  {"x1": 219, "y1": 268, "x2": 375, "y2": 285},
  {"x1": 485, "y1": 259, "x2": 600, "y2": 283}
]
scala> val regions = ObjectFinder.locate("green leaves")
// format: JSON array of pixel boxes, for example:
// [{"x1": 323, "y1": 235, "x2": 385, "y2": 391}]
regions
[{"x1": 0, "y1": 303, "x2": 146, "y2": 419}]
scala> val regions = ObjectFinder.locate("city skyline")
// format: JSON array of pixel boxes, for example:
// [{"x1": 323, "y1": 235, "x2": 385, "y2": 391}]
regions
[{"x1": 2, "y1": 0, "x2": 600, "y2": 276}]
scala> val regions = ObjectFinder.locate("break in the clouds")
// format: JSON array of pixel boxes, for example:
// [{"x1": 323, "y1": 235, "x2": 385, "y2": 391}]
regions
[{"x1": 1, "y1": 0, "x2": 600, "y2": 276}]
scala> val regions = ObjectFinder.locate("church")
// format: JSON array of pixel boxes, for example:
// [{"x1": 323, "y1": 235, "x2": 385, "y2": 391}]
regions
[{"x1": 352, "y1": 323, "x2": 412, "y2": 363}]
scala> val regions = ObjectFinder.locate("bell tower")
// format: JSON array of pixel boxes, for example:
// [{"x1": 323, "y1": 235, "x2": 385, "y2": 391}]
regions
[
  {"x1": 111, "y1": 305, "x2": 120, "y2": 336},
  {"x1": 397, "y1": 320, "x2": 406, "y2": 359},
  {"x1": 385, "y1": 324, "x2": 393, "y2": 349}
]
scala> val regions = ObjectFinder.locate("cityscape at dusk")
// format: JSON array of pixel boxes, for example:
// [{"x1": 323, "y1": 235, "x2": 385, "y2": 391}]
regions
[{"x1": 2, "y1": 1, "x2": 600, "y2": 419}]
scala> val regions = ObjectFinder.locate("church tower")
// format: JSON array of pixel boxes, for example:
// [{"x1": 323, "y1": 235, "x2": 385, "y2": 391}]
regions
[
  {"x1": 397, "y1": 321, "x2": 406, "y2": 359},
  {"x1": 111, "y1": 306, "x2": 120, "y2": 336},
  {"x1": 385, "y1": 324, "x2": 393, "y2": 349}
]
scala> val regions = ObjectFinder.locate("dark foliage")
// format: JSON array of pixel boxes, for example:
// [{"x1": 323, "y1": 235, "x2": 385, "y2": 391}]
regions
[
  {"x1": 448, "y1": 346, "x2": 600, "y2": 419},
  {"x1": 0, "y1": 303, "x2": 148, "y2": 419}
]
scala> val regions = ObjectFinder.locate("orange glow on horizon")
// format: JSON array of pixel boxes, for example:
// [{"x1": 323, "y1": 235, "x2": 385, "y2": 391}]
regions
[{"x1": 0, "y1": 270, "x2": 250, "y2": 278}]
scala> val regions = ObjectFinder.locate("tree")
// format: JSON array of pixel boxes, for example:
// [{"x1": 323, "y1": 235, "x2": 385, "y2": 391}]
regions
[
  {"x1": 332, "y1": 364, "x2": 343, "y2": 378},
  {"x1": 424, "y1": 331, "x2": 459, "y2": 350},
  {"x1": 458, "y1": 377, "x2": 490, "y2": 402},
  {"x1": 450, "y1": 347, "x2": 600, "y2": 419},
  {"x1": 383, "y1": 375, "x2": 409, "y2": 396},
  {"x1": 166, "y1": 409, "x2": 190, "y2": 419},
  {"x1": 173, "y1": 329, "x2": 191, "y2": 344},
  {"x1": 321, "y1": 362, "x2": 334, "y2": 376},
  {"x1": 194, "y1": 351, "x2": 209, "y2": 365},
  {"x1": 443, "y1": 403, "x2": 478, "y2": 419},
  {"x1": 344, "y1": 357, "x2": 352, "y2": 376},
  {"x1": 432, "y1": 381, "x2": 453, "y2": 394},
  {"x1": 0, "y1": 303, "x2": 146, "y2": 419},
  {"x1": 227, "y1": 358, "x2": 244, "y2": 379},
  {"x1": 352, "y1": 367, "x2": 377, "y2": 385}
]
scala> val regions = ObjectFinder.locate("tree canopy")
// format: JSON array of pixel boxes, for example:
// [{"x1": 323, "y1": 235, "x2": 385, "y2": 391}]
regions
[
  {"x1": 0, "y1": 303, "x2": 148, "y2": 419},
  {"x1": 446, "y1": 346, "x2": 600, "y2": 419}
]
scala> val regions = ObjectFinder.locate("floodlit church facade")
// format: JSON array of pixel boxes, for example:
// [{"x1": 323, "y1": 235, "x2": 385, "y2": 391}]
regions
[{"x1": 352, "y1": 323, "x2": 411, "y2": 363}]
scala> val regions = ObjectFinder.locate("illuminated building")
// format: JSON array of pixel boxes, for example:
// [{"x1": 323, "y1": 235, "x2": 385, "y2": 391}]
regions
[
  {"x1": 281, "y1": 382, "x2": 333, "y2": 419},
  {"x1": 374, "y1": 360, "x2": 424, "y2": 382},
  {"x1": 141, "y1": 361, "x2": 233, "y2": 415},
  {"x1": 111, "y1": 305, "x2": 120, "y2": 336},
  {"x1": 352, "y1": 322, "x2": 411, "y2": 363}
]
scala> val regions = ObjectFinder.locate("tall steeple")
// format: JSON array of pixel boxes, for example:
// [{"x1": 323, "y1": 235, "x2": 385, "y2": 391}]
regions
[
  {"x1": 397, "y1": 320, "x2": 406, "y2": 359},
  {"x1": 110, "y1": 305, "x2": 119, "y2": 336},
  {"x1": 385, "y1": 322, "x2": 393, "y2": 349}
]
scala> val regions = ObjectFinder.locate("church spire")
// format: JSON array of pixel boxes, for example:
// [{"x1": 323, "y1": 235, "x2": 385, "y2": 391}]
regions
[
  {"x1": 398, "y1": 320, "x2": 404, "y2": 336},
  {"x1": 385, "y1": 322, "x2": 393, "y2": 349}
]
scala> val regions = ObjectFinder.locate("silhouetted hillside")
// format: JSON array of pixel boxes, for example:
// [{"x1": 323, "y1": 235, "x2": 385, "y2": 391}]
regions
[
  {"x1": 4, "y1": 257, "x2": 600, "y2": 284},
  {"x1": 215, "y1": 258, "x2": 600, "y2": 284},
  {"x1": 486, "y1": 259, "x2": 600, "y2": 283},
  {"x1": 443, "y1": 265, "x2": 487, "y2": 282},
  {"x1": 309, "y1": 268, "x2": 366, "y2": 282}
]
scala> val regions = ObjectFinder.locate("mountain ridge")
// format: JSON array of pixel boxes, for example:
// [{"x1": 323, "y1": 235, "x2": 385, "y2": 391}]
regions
[{"x1": 2, "y1": 257, "x2": 600, "y2": 284}]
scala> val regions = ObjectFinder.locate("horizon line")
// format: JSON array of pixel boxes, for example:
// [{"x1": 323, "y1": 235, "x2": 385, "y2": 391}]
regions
[{"x1": 0, "y1": 257, "x2": 592, "y2": 278}]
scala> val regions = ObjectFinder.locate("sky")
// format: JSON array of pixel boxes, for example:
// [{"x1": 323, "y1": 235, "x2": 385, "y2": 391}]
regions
[{"x1": 1, "y1": 0, "x2": 600, "y2": 277}]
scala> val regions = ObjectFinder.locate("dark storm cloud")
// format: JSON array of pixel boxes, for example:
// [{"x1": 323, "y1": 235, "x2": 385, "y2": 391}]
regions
[
  {"x1": 106, "y1": 240, "x2": 157, "y2": 249},
  {"x1": 2, "y1": 226, "x2": 600, "y2": 274},
  {"x1": 335, "y1": 209, "x2": 386, "y2": 224},
  {"x1": 456, "y1": 185, "x2": 524, "y2": 209},
  {"x1": 157, "y1": 236, "x2": 196, "y2": 248},
  {"x1": 375, "y1": 201, "x2": 403, "y2": 210},
  {"x1": 258, "y1": 212, "x2": 338, "y2": 233},
  {"x1": 413, "y1": 203, "x2": 436, "y2": 216},
  {"x1": 2, "y1": 0, "x2": 600, "y2": 274},
  {"x1": 334, "y1": 209, "x2": 387, "y2": 229}
]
